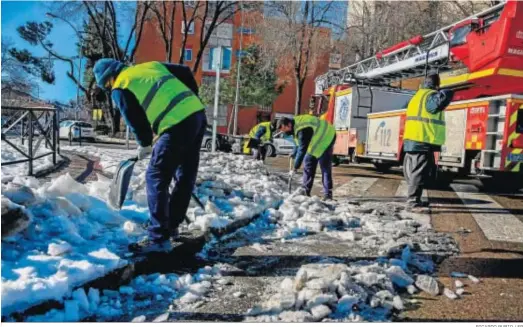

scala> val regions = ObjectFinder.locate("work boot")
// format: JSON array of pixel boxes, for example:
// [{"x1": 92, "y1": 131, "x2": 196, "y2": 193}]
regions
[
  {"x1": 322, "y1": 194, "x2": 333, "y2": 201},
  {"x1": 128, "y1": 237, "x2": 172, "y2": 254}
]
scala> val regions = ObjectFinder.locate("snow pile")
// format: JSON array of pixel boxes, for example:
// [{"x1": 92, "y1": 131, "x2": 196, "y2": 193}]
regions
[
  {"x1": 26, "y1": 264, "x2": 225, "y2": 322},
  {"x1": 1, "y1": 150, "x2": 287, "y2": 318},
  {"x1": 274, "y1": 193, "x2": 458, "y2": 258},
  {"x1": 64, "y1": 146, "x2": 287, "y2": 233},
  {"x1": 1, "y1": 139, "x2": 63, "y2": 182},
  {"x1": 245, "y1": 252, "x2": 468, "y2": 323},
  {"x1": 245, "y1": 262, "x2": 409, "y2": 322},
  {"x1": 1, "y1": 173, "x2": 140, "y2": 316},
  {"x1": 186, "y1": 152, "x2": 285, "y2": 231}
]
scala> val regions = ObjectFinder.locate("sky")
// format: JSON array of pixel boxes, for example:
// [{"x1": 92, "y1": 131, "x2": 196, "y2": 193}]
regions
[
  {"x1": 1, "y1": 1, "x2": 135, "y2": 103},
  {"x1": 1, "y1": 1, "x2": 345, "y2": 103},
  {"x1": 1, "y1": 1, "x2": 81, "y2": 103}
]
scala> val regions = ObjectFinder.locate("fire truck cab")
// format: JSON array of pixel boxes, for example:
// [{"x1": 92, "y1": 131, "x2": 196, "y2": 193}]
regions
[{"x1": 312, "y1": 0, "x2": 523, "y2": 189}]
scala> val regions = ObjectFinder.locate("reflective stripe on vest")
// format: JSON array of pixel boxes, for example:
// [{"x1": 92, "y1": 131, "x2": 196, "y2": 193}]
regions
[
  {"x1": 294, "y1": 115, "x2": 335, "y2": 158},
  {"x1": 404, "y1": 88, "x2": 446, "y2": 146},
  {"x1": 248, "y1": 122, "x2": 272, "y2": 142},
  {"x1": 112, "y1": 61, "x2": 204, "y2": 135}
]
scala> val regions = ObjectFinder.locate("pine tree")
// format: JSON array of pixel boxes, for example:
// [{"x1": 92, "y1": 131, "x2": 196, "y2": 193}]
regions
[{"x1": 200, "y1": 45, "x2": 285, "y2": 108}]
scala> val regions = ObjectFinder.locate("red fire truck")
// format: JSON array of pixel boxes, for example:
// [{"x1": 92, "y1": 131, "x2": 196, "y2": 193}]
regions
[{"x1": 311, "y1": 0, "x2": 523, "y2": 190}]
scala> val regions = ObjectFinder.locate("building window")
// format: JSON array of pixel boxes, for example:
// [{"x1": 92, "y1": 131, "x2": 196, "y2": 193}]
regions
[
  {"x1": 222, "y1": 47, "x2": 232, "y2": 70},
  {"x1": 182, "y1": 21, "x2": 194, "y2": 35},
  {"x1": 205, "y1": 47, "x2": 232, "y2": 71},
  {"x1": 184, "y1": 48, "x2": 193, "y2": 62}
]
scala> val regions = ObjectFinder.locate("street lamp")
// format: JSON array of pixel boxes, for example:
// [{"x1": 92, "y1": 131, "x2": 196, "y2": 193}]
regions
[
  {"x1": 46, "y1": 12, "x2": 83, "y2": 120},
  {"x1": 212, "y1": 47, "x2": 223, "y2": 153}
]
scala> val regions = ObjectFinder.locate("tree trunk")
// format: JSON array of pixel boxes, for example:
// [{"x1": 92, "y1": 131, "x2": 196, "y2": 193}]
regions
[{"x1": 294, "y1": 77, "x2": 302, "y2": 116}]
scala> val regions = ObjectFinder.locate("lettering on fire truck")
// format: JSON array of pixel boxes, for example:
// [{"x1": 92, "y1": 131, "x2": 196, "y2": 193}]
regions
[
  {"x1": 508, "y1": 48, "x2": 523, "y2": 56},
  {"x1": 470, "y1": 106, "x2": 486, "y2": 114},
  {"x1": 517, "y1": 30, "x2": 523, "y2": 40}
]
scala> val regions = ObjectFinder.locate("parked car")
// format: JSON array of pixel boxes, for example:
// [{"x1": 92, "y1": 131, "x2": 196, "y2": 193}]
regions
[
  {"x1": 241, "y1": 131, "x2": 296, "y2": 157},
  {"x1": 59, "y1": 120, "x2": 95, "y2": 141},
  {"x1": 270, "y1": 131, "x2": 295, "y2": 156},
  {"x1": 201, "y1": 126, "x2": 232, "y2": 152}
]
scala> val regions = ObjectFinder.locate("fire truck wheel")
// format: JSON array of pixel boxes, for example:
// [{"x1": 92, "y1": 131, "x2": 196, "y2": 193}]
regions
[
  {"x1": 480, "y1": 173, "x2": 523, "y2": 193},
  {"x1": 431, "y1": 170, "x2": 454, "y2": 189}
]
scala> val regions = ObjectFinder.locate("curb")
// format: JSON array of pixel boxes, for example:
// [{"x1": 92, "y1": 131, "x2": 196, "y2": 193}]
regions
[{"x1": 5, "y1": 210, "x2": 267, "y2": 321}]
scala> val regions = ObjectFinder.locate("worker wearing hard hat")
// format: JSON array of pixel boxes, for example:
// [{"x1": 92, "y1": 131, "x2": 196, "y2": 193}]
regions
[
  {"x1": 93, "y1": 59, "x2": 206, "y2": 254},
  {"x1": 243, "y1": 120, "x2": 277, "y2": 161},
  {"x1": 403, "y1": 71, "x2": 453, "y2": 212},
  {"x1": 278, "y1": 115, "x2": 336, "y2": 201}
]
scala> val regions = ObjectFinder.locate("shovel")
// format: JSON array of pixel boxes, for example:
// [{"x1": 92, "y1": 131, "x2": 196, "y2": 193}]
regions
[
  {"x1": 288, "y1": 157, "x2": 293, "y2": 193},
  {"x1": 108, "y1": 156, "x2": 205, "y2": 213},
  {"x1": 108, "y1": 156, "x2": 139, "y2": 210}
]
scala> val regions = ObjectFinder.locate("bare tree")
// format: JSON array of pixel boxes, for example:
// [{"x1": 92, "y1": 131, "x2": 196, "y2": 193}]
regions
[
  {"x1": 340, "y1": 0, "x2": 495, "y2": 68},
  {"x1": 192, "y1": 1, "x2": 241, "y2": 74},
  {"x1": 261, "y1": 1, "x2": 337, "y2": 115},
  {"x1": 145, "y1": 1, "x2": 263, "y2": 74},
  {"x1": 39, "y1": 1, "x2": 153, "y2": 134},
  {"x1": 150, "y1": 1, "x2": 177, "y2": 62}
]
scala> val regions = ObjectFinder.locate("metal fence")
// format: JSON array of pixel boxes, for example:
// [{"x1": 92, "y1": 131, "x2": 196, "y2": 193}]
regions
[{"x1": 1, "y1": 106, "x2": 59, "y2": 176}]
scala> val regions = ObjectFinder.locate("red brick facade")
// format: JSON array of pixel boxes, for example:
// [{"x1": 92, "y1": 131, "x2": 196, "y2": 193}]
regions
[{"x1": 134, "y1": 3, "x2": 331, "y2": 134}]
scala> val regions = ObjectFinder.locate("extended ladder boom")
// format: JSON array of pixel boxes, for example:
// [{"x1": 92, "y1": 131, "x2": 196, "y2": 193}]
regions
[{"x1": 315, "y1": 1, "x2": 506, "y2": 93}]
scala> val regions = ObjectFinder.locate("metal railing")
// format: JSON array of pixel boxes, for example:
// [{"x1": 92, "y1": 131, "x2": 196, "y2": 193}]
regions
[{"x1": 1, "y1": 106, "x2": 59, "y2": 176}]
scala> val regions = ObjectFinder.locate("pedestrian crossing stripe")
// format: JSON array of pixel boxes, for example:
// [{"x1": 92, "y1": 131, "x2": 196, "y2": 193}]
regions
[
  {"x1": 330, "y1": 177, "x2": 523, "y2": 244},
  {"x1": 451, "y1": 183, "x2": 523, "y2": 243}
]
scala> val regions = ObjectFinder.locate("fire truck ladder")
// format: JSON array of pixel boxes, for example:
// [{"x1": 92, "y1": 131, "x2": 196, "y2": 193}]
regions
[
  {"x1": 315, "y1": 2, "x2": 505, "y2": 92},
  {"x1": 481, "y1": 99, "x2": 507, "y2": 170},
  {"x1": 353, "y1": 81, "x2": 374, "y2": 119}
]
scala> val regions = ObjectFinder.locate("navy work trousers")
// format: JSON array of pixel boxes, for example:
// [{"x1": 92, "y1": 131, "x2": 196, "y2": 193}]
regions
[
  {"x1": 302, "y1": 138, "x2": 335, "y2": 197},
  {"x1": 145, "y1": 111, "x2": 206, "y2": 241}
]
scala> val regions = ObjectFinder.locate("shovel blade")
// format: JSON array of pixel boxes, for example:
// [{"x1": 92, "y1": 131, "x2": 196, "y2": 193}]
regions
[{"x1": 108, "y1": 158, "x2": 137, "y2": 210}]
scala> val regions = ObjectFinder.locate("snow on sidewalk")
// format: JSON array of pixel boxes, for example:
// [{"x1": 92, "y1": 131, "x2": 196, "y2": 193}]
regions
[
  {"x1": 1, "y1": 149, "x2": 287, "y2": 318},
  {"x1": 241, "y1": 195, "x2": 459, "y2": 322},
  {"x1": 2, "y1": 139, "x2": 64, "y2": 182}
]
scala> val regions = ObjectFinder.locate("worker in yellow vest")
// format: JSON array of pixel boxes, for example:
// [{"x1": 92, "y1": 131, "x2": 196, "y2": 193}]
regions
[
  {"x1": 403, "y1": 71, "x2": 453, "y2": 212},
  {"x1": 278, "y1": 115, "x2": 336, "y2": 200},
  {"x1": 93, "y1": 59, "x2": 206, "y2": 254},
  {"x1": 243, "y1": 121, "x2": 276, "y2": 161}
]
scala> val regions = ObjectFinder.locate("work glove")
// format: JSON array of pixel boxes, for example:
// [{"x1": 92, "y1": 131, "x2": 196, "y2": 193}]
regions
[
  {"x1": 136, "y1": 145, "x2": 152, "y2": 160},
  {"x1": 289, "y1": 169, "x2": 297, "y2": 179}
]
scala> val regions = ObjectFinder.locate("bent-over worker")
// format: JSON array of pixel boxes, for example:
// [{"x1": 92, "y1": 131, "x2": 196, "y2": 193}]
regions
[
  {"x1": 278, "y1": 115, "x2": 336, "y2": 200},
  {"x1": 93, "y1": 59, "x2": 207, "y2": 253}
]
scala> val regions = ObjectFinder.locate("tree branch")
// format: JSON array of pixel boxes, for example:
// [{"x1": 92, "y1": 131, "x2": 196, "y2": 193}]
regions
[{"x1": 128, "y1": 1, "x2": 151, "y2": 62}]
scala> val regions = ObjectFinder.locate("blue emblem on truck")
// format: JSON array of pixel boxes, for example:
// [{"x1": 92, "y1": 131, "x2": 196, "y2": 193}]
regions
[
  {"x1": 508, "y1": 153, "x2": 523, "y2": 162},
  {"x1": 338, "y1": 97, "x2": 350, "y2": 122}
]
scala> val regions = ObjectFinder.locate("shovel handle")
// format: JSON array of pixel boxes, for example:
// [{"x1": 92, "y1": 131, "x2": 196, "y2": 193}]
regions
[{"x1": 191, "y1": 192, "x2": 205, "y2": 210}]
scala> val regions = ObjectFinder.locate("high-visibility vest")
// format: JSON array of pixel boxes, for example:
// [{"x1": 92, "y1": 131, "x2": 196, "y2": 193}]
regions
[
  {"x1": 294, "y1": 115, "x2": 335, "y2": 158},
  {"x1": 243, "y1": 121, "x2": 272, "y2": 153},
  {"x1": 248, "y1": 122, "x2": 272, "y2": 142},
  {"x1": 404, "y1": 88, "x2": 446, "y2": 146},
  {"x1": 112, "y1": 61, "x2": 205, "y2": 135}
]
